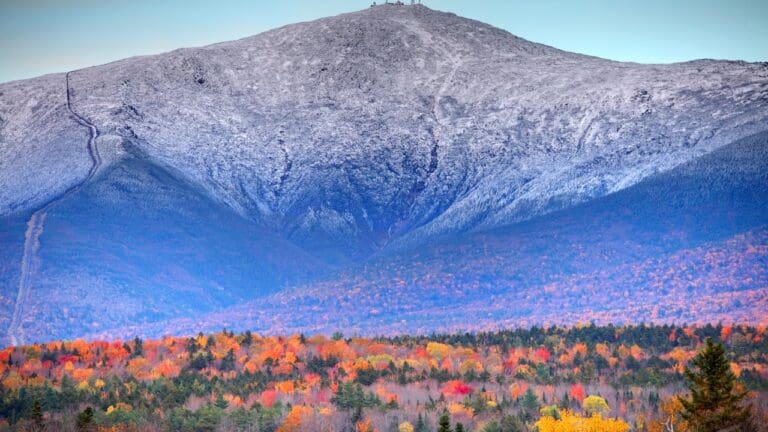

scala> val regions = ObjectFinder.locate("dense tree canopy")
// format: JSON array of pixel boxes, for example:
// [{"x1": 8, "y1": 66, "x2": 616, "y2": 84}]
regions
[{"x1": 0, "y1": 325, "x2": 765, "y2": 431}]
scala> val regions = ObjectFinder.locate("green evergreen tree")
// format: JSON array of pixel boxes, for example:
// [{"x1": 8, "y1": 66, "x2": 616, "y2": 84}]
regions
[
  {"x1": 415, "y1": 413, "x2": 429, "y2": 432},
  {"x1": 30, "y1": 399, "x2": 44, "y2": 430},
  {"x1": 196, "y1": 404, "x2": 223, "y2": 431},
  {"x1": 132, "y1": 336, "x2": 144, "y2": 357},
  {"x1": 351, "y1": 404, "x2": 363, "y2": 425},
  {"x1": 76, "y1": 406, "x2": 94, "y2": 431},
  {"x1": 220, "y1": 348, "x2": 236, "y2": 371},
  {"x1": 60, "y1": 374, "x2": 78, "y2": 409},
  {"x1": 500, "y1": 414, "x2": 525, "y2": 432},
  {"x1": 242, "y1": 330, "x2": 253, "y2": 346},
  {"x1": 521, "y1": 388, "x2": 540, "y2": 417},
  {"x1": 437, "y1": 410, "x2": 451, "y2": 432},
  {"x1": 214, "y1": 393, "x2": 229, "y2": 410},
  {"x1": 455, "y1": 423, "x2": 465, "y2": 432},
  {"x1": 679, "y1": 338, "x2": 755, "y2": 432}
]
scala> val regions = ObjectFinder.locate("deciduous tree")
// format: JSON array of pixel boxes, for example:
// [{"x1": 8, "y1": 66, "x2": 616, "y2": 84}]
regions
[
  {"x1": 582, "y1": 395, "x2": 610, "y2": 416},
  {"x1": 536, "y1": 410, "x2": 630, "y2": 432}
]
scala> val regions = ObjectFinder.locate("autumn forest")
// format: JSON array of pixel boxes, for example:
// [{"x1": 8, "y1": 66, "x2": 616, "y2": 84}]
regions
[{"x1": 0, "y1": 324, "x2": 766, "y2": 431}]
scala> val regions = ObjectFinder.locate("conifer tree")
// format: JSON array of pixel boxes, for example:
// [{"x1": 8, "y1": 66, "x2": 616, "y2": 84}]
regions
[
  {"x1": 437, "y1": 410, "x2": 451, "y2": 432},
  {"x1": 415, "y1": 413, "x2": 429, "y2": 432},
  {"x1": 220, "y1": 348, "x2": 236, "y2": 371},
  {"x1": 679, "y1": 338, "x2": 755, "y2": 432},
  {"x1": 132, "y1": 336, "x2": 144, "y2": 357},
  {"x1": 501, "y1": 414, "x2": 525, "y2": 432},
  {"x1": 30, "y1": 399, "x2": 44, "y2": 430},
  {"x1": 76, "y1": 406, "x2": 94, "y2": 431},
  {"x1": 351, "y1": 404, "x2": 363, "y2": 425},
  {"x1": 521, "y1": 388, "x2": 540, "y2": 417},
  {"x1": 214, "y1": 393, "x2": 229, "y2": 410}
]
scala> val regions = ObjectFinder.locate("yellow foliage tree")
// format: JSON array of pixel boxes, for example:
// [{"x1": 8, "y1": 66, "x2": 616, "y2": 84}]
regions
[
  {"x1": 426, "y1": 342, "x2": 451, "y2": 361},
  {"x1": 536, "y1": 410, "x2": 630, "y2": 432},
  {"x1": 582, "y1": 395, "x2": 610, "y2": 416},
  {"x1": 647, "y1": 397, "x2": 689, "y2": 432}
]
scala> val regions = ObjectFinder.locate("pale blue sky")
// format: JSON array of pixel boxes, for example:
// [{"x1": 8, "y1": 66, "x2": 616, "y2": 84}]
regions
[{"x1": 1, "y1": 0, "x2": 766, "y2": 83}]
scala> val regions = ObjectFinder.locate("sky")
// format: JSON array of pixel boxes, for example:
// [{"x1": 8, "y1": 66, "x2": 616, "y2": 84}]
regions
[{"x1": 1, "y1": 0, "x2": 767, "y2": 83}]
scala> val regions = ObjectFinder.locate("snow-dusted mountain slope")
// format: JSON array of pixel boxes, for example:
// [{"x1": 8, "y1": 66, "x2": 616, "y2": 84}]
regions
[
  {"x1": 0, "y1": 148, "x2": 329, "y2": 343},
  {"x1": 84, "y1": 131, "x2": 768, "y2": 340},
  {"x1": 2, "y1": 5, "x2": 767, "y2": 258},
  {"x1": 0, "y1": 5, "x2": 767, "y2": 342}
]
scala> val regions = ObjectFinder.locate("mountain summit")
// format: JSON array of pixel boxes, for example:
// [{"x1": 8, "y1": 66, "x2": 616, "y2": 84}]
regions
[{"x1": 1, "y1": 5, "x2": 767, "y2": 342}]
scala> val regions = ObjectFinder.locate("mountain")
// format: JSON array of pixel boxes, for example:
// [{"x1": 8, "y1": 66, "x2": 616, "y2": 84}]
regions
[
  {"x1": 85, "y1": 131, "x2": 768, "y2": 339},
  {"x1": 0, "y1": 5, "x2": 766, "y2": 343}
]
